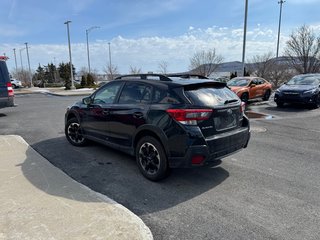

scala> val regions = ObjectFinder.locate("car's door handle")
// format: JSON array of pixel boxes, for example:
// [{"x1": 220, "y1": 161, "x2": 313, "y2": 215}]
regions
[
  {"x1": 103, "y1": 110, "x2": 110, "y2": 115},
  {"x1": 133, "y1": 112, "x2": 144, "y2": 119}
]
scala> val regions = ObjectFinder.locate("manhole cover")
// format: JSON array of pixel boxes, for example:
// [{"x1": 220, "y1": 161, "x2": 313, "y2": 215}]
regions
[{"x1": 251, "y1": 126, "x2": 267, "y2": 133}]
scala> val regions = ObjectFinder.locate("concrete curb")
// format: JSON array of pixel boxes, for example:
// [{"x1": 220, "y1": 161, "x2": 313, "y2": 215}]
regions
[{"x1": 0, "y1": 135, "x2": 153, "y2": 240}]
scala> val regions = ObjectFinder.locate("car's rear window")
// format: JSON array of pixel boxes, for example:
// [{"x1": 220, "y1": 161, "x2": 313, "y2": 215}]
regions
[{"x1": 185, "y1": 87, "x2": 239, "y2": 107}]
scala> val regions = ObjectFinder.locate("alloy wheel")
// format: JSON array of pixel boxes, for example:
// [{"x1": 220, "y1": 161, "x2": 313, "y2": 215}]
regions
[
  {"x1": 138, "y1": 142, "x2": 161, "y2": 175},
  {"x1": 67, "y1": 122, "x2": 85, "y2": 144}
]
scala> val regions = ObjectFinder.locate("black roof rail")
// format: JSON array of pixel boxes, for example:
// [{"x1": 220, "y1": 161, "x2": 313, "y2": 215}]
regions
[
  {"x1": 115, "y1": 74, "x2": 172, "y2": 81},
  {"x1": 165, "y1": 74, "x2": 208, "y2": 79}
]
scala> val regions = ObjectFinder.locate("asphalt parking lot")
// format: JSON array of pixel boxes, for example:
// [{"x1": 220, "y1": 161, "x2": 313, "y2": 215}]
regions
[{"x1": 1, "y1": 93, "x2": 320, "y2": 240}]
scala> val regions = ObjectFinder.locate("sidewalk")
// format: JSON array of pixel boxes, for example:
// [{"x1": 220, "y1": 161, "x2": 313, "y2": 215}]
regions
[
  {"x1": 14, "y1": 87, "x2": 95, "y2": 96},
  {"x1": 0, "y1": 135, "x2": 153, "y2": 240}
]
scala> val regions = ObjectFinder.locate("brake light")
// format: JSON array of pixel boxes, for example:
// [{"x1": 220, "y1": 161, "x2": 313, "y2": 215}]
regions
[
  {"x1": 166, "y1": 109, "x2": 212, "y2": 125},
  {"x1": 191, "y1": 155, "x2": 205, "y2": 164},
  {"x1": 7, "y1": 82, "x2": 14, "y2": 97}
]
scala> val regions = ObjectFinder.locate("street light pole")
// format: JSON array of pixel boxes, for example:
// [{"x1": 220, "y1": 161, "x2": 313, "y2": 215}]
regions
[
  {"x1": 13, "y1": 48, "x2": 18, "y2": 70},
  {"x1": 19, "y1": 48, "x2": 25, "y2": 71},
  {"x1": 108, "y1": 42, "x2": 112, "y2": 79},
  {"x1": 86, "y1": 26, "x2": 99, "y2": 74},
  {"x1": 64, "y1": 20, "x2": 75, "y2": 90},
  {"x1": 242, "y1": 0, "x2": 248, "y2": 77},
  {"x1": 24, "y1": 42, "x2": 33, "y2": 87},
  {"x1": 276, "y1": 0, "x2": 285, "y2": 58}
]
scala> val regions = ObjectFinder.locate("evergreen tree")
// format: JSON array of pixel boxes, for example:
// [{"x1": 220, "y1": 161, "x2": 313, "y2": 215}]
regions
[
  {"x1": 81, "y1": 75, "x2": 87, "y2": 87},
  {"x1": 86, "y1": 73, "x2": 95, "y2": 86},
  {"x1": 34, "y1": 64, "x2": 46, "y2": 87},
  {"x1": 58, "y1": 62, "x2": 76, "y2": 90}
]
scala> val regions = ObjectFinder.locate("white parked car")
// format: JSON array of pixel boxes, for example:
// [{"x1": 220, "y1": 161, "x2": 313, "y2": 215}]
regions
[{"x1": 10, "y1": 79, "x2": 23, "y2": 88}]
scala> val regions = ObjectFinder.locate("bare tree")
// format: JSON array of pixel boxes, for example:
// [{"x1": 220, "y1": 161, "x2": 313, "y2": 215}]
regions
[
  {"x1": 104, "y1": 64, "x2": 119, "y2": 80},
  {"x1": 285, "y1": 25, "x2": 320, "y2": 74},
  {"x1": 247, "y1": 52, "x2": 294, "y2": 88},
  {"x1": 158, "y1": 61, "x2": 168, "y2": 74},
  {"x1": 129, "y1": 65, "x2": 142, "y2": 74},
  {"x1": 268, "y1": 64, "x2": 294, "y2": 88},
  {"x1": 189, "y1": 49, "x2": 223, "y2": 77},
  {"x1": 247, "y1": 52, "x2": 274, "y2": 78},
  {"x1": 11, "y1": 68, "x2": 32, "y2": 87}
]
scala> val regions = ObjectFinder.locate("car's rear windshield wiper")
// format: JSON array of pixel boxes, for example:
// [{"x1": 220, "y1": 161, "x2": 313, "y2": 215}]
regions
[{"x1": 224, "y1": 99, "x2": 238, "y2": 104}]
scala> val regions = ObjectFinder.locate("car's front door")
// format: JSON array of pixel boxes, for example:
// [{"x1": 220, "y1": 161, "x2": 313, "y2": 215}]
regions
[
  {"x1": 81, "y1": 81, "x2": 123, "y2": 141},
  {"x1": 249, "y1": 79, "x2": 260, "y2": 99}
]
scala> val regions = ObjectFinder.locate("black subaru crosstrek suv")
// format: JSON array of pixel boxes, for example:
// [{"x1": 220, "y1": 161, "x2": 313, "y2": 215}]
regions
[{"x1": 65, "y1": 74, "x2": 250, "y2": 181}]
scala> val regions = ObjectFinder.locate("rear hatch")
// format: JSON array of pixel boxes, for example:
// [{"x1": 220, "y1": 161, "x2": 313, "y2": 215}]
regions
[{"x1": 183, "y1": 82, "x2": 244, "y2": 138}]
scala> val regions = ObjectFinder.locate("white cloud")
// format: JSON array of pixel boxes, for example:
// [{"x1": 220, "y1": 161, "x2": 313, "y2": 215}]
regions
[{"x1": 1, "y1": 25, "x2": 293, "y2": 74}]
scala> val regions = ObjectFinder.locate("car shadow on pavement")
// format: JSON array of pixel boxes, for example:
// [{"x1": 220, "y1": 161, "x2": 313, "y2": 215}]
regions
[{"x1": 30, "y1": 136, "x2": 229, "y2": 215}]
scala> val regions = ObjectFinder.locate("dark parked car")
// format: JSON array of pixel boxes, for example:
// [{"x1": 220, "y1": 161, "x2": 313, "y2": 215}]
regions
[
  {"x1": 65, "y1": 74, "x2": 250, "y2": 181},
  {"x1": 274, "y1": 74, "x2": 320, "y2": 108},
  {"x1": 0, "y1": 56, "x2": 14, "y2": 109}
]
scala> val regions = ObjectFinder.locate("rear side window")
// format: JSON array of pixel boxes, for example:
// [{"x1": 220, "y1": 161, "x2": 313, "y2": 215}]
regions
[
  {"x1": 185, "y1": 87, "x2": 239, "y2": 107},
  {"x1": 153, "y1": 88, "x2": 181, "y2": 104},
  {"x1": 118, "y1": 82, "x2": 152, "y2": 104}
]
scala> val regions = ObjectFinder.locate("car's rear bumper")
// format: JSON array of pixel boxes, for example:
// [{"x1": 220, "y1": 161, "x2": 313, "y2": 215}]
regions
[
  {"x1": 168, "y1": 126, "x2": 250, "y2": 168},
  {"x1": 0, "y1": 96, "x2": 14, "y2": 109}
]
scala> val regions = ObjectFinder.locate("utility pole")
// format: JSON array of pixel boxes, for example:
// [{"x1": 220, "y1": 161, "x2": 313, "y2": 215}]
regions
[
  {"x1": 86, "y1": 26, "x2": 100, "y2": 74},
  {"x1": 19, "y1": 48, "x2": 25, "y2": 71},
  {"x1": 242, "y1": 0, "x2": 248, "y2": 77},
  {"x1": 64, "y1": 20, "x2": 75, "y2": 89},
  {"x1": 276, "y1": 0, "x2": 285, "y2": 58},
  {"x1": 25, "y1": 42, "x2": 33, "y2": 87},
  {"x1": 13, "y1": 48, "x2": 18, "y2": 70},
  {"x1": 108, "y1": 42, "x2": 112, "y2": 79}
]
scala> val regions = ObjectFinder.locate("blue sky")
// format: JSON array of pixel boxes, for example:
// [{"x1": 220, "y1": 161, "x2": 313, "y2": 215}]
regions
[{"x1": 1, "y1": 0, "x2": 320, "y2": 74}]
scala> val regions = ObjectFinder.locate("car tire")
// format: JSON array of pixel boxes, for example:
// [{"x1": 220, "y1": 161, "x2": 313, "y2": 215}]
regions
[
  {"x1": 262, "y1": 90, "x2": 271, "y2": 101},
  {"x1": 65, "y1": 117, "x2": 87, "y2": 146},
  {"x1": 136, "y1": 136, "x2": 169, "y2": 181},
  {"x1": 276, "y1": 101, "x2": 284, "y2": 108},
  {"x1": 241, "y1": 93, "x2": 249, "y2": 103},
  {"x1": 12, "y1": 84, "x2": 17, "y2": 89}
]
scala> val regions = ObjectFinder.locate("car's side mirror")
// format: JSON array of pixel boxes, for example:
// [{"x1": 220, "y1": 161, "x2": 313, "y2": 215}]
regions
[
  {"x1": 82, "y1": 97, "x2": 92, "y2": 105},
  {"x1": 250, "y1": 84, "x2": 256, "y2": 88}
]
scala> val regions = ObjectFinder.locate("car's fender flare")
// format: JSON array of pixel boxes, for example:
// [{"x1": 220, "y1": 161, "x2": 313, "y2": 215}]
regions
[{"x1": 133, "y1": 124, "x2": 170, "y2": 156}]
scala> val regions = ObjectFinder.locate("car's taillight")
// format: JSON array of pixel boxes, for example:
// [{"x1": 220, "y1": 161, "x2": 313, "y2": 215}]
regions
[
  {"x1": 166, "y1": 109, "x2": 212, "y2": 125},
  {"x1": 191, "y1": 155, "x2": 205, "y2": 164},
  {"x1": 7, "y1": 82, "x2": 14, "y2": 97}
]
